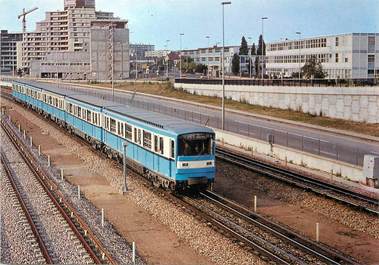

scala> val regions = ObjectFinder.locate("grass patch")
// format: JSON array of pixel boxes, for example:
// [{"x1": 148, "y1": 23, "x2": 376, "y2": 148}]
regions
[{"x1": 88, "y1": 81, "x2": 379, "y2": 137}]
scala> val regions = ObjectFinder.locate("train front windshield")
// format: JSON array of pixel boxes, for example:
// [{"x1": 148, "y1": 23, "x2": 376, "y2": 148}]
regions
[{"x1": 178, "y1": 133, "x2": 214, "y2": 156}]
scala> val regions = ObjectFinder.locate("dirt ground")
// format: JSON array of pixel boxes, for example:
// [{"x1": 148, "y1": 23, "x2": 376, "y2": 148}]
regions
[
  {"x1": 215, "y1": 162, "x2": 379, "y2": 264},
  {"x1": 4, "y1": 104, "x2": 215, "y2": 265}
]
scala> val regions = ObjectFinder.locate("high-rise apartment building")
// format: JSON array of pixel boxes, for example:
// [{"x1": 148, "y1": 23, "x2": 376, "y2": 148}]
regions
[
  {"x1": 0, "y1": 30, "x2": 23, "y2": 75},
  {"x1": 20, "y1": 0, "x2": 129, "y2": 80}
]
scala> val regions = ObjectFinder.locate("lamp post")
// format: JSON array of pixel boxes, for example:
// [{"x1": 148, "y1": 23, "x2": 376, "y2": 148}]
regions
[
  {"x1": 248, "y1": 37, "x2": 252, "y2": 79},
  {"x1": 165, "y1": 39, "x2": 170, "y2": 79},
  {"x1": 296, "y1": 31, "x2": 302, "y2": 81},
  {"x1": 261, "y1": 17, "x2": 268, "y2": 80},
  {"x1": 123, "y1": 142, "x2": 128, "y2": 193},
  {"x1": 179, "y1": 33, "x2": 184, "y2": 79},
  {"x1": 221, "y1": 1, "x2": 231, "y2": 131},
  {"x1": 206, "y1": 35, "x2": 210, "y2": 78}
]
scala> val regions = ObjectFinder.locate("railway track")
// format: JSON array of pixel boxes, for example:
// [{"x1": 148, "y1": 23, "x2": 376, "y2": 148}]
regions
[
  {"x1": 216, "y1": 147, "x2": 379, "y2": 215},
  {"x1": 2, "y1": 89, "x2": 377, "y2": 216},
  {"x1": 0, "y1": 114, "x2": 116, "y2": 264},
  {"x1": 198, "y1": 190, "x2": 360, "y2": 265},
  {"x1": 0, "y1": 88, "x2": 367, "y2": 264}
]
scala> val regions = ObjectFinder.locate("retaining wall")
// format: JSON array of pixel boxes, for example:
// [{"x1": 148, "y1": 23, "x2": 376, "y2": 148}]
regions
[
  {"x1": 175, "y1": 83, "x2": 379, "y2": 123},
  {"x1": 215, "y1": 129, "x2": 364, "y2": 184}
]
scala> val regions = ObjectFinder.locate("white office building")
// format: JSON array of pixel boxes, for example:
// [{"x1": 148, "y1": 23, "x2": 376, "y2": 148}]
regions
[
  {"x1": 181, "y1": 46, "x2": 256, "y2": 77},
  {"x1": 266, "y1": 33, "x2": 379, "y2": 79}
]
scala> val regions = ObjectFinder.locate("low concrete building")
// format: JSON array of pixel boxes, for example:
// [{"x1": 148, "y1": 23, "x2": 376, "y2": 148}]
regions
[{"x1": 266, "y1": 33, "x2": 379, "y2": 79}]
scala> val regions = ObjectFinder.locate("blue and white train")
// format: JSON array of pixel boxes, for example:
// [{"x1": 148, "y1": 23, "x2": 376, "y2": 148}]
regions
[{"x1": 12, "y1": 80, "x2": 216, "y2": 190}]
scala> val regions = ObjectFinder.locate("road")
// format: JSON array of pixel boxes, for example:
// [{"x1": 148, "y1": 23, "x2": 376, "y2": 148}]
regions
[{"x1": 16, "y1": 79, "x2": 379, "y2": 166}]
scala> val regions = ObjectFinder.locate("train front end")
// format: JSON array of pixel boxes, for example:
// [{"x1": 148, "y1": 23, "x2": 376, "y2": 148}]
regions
[{"x1": 175, "y1": 131, "x2": 216, "y2": 190}]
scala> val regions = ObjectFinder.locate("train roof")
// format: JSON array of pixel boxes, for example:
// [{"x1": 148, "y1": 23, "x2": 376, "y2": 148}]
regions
[
  {"x1": 13, "y1": 80, "x2": 214, "y2": 136},
  {"x1": 14, "y1": 80, "x2": 80, "y2": 97},
  {"x1": 105, "y1": 104, "x2": 214, "y2": 135}
]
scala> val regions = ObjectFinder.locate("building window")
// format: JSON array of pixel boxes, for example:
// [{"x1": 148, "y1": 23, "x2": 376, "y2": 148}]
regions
[
  {"x1": 335, "y1": 53, "x2": 339, "y2": 63},
  {"x1": 335, "y1": 37, "x2": 339, "y2": 47},
  {"x1": 345, "y1": 57, "x2": 348, "y2": 63},
  {"x1": 368, "y1": 36, "x2": 375, "y2": 53}
]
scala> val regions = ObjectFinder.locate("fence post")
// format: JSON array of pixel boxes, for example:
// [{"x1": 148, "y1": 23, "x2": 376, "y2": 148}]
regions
[
  {"x1": 101, "y1": 208, "x2": 104, "y2": 227},
  {"x1": 316, "y1": 223, "x2": 320, "y2": 242},
  {"x1": 132, "y1": 242, "x2": 136, "y2": 264}
]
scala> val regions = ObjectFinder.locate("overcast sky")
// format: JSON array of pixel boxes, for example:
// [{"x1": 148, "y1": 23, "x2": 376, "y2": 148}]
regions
[{"x1": 1, "y1": 0, "x2": 378, "y2": 49}]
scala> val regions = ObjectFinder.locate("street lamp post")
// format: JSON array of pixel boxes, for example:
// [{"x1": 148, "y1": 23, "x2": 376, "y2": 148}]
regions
[
  {"x1": 248, "y1": 37, "x2": 252, "y2": 79},
  {"x1": 261, "y1": 17, "x2": 268, "y2": 80},
  {"x1": 179, "y1": 33, "x2": 184, "y2": 79},
  {"x1": 296, "y1": 31, "x2": 302, "y2": 81},
  {"x1": 206, "y1": 35, "x2": 210, "y2": 78},
  {"x1": 165, "y1": 40, "x2": 170, "y2": 79},
  {"x1": 221, "y1": 1, "x2": 231, "y2": 131},
  {"x1": 123, "y1": 142, "x2": 128, "y2": 193}
]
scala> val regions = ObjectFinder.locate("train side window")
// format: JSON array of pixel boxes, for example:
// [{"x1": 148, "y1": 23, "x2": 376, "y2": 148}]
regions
[
  {"x1": 86, "y1": 110, "x2": 91, "y2": 122},
  {"x1": 143, "y1": 131, "x2": 152, "y2": 149},
  {"x1": 121, "y1": 123, "x2": 124, "y2": 137},
  {"x1": 170, "y1": 140, "x2": 175, "y2": 159},
  {"x1": 124, "y1": 123, "x2": 132, "y2": 140},
  {"x1": 138, "y1": 129, "x2": 142, "y2": 144},
  {"x1": 134, "y1": 128, "x2": 137, "y2": 143},
  {"x1": 159, "y1": 137, "x2": 164, "y2": 155},
  {"x1": 154, "y1": 135, "x2": 158, "y2": 152},
  {"x1": 110, "y1": 118, "x2": 116, "y2": 133},
  {"x1": 78, "y1": 107, "x2": 81, "y2": 118},
  {"x1": 105, "y1": 117, "x2": 109, "y2": 130}
]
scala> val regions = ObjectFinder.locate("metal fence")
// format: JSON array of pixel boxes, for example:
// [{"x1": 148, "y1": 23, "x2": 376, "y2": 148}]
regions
[
  {"x1": 61, "y1": 84, "x2": 366, "y2": 167},
  {"x1": 175, "y1": 78, "x2": 379, "y2": 87}
]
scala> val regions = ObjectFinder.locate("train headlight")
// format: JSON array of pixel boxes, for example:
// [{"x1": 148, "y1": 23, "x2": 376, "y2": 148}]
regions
[
  {"x1": 182, "y1": 162, "x2": 188, "y2": 167},
  {"x1": 206, "y1": 161, "x2": 213, "y2": 166}
]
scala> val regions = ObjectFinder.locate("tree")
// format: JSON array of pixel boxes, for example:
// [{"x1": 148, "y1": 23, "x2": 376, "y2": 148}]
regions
[
  {"x1": 231, "y1": 54, "x2": 240, "y2": 75},
  {"x1": 181, "y1": 57, "x2": 196, "y2": 73},
  {"x1": 301, "y1": 56, "x2": 327, "y2": 79},
  {"x1": 239, "y1": 36, "x2": 249, "y2": 55},
  {"x1": 254, "y1": 57, "x2": 260, "y2": 77},
  {"x1": 256, "y1": 35, "x2": 266, "y2": 56},
  {"x1": 251, "y1": 43, "x2": 256, "y2": 55},
  {"x1": 195, "y1": 64, "x2": 208, "y2": 74}
]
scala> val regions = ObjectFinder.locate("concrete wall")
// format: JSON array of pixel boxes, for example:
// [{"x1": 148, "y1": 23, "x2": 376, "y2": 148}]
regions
[
  {"x1": 175, "y1": 83, "x2": 379, "y2": 123},
  {"x1": 215, "y1": 129, "x2": 365, "y2": 184}
]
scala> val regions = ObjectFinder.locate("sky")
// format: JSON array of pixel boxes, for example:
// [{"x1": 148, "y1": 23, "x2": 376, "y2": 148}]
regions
[{"x1": 1, "y1": 0, "x2": 378, "y2": 49}]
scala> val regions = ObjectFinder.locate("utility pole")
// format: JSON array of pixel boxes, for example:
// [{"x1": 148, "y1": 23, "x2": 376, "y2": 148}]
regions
[
  {"x1": 109, "y1": 23, "x2": 114, "y2": 101},
  {"x1": 248, "y1": 36, "x2": 252, "y2": 79},
  {"x1": 206, "y1": 35, "x2": 211, "y2": 78},
  {"x1": 296, "y1": 31, "x2": 302, "y2": 81},
  {"x1": 165, "y1": 39, "x2": 170, "y2": 79},
  {"x1": 221, "y1": 1, "x2": 231, "y2": 131},
  {"x1": 261, "y1": 17, "x2": 268, "y2": 80},
  {"x1": 179, "y1": 33, "x2": 184, "y2": 79}
]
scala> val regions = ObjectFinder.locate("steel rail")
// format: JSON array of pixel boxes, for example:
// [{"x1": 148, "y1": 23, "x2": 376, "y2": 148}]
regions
[
  {"x1": 1, "y1": 116, "x2": 116, "y2": 264},
  {"x1": 1, "y1": 151, "x2": 53, "y2": 264},
  {"x1": 216, "y1": 147, "x2": 379, "y2": 215},
  {"x1": 201, "y1": 190, "x2": 360, "y2": 265}
]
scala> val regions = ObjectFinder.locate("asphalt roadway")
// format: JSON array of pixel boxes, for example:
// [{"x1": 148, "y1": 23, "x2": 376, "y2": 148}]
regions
[{"x1": 20, "y1": 80, "x2": 379, "y2": 167}]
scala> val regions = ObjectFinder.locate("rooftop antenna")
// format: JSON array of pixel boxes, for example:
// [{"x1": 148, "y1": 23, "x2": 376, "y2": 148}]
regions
[{"x1": 18, "y1": 7, "x2": 39, "y2": 33}]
